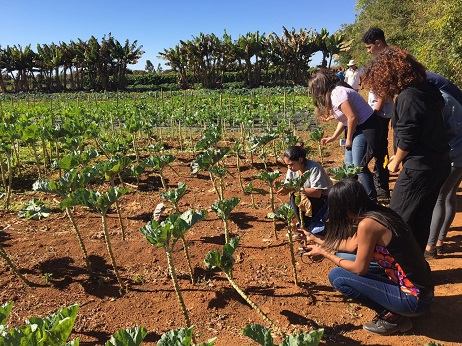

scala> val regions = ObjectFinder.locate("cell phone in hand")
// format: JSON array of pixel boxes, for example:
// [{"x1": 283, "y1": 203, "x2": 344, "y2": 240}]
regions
[{"x1": 340, "y1": 139, "x2": 346, "y2": 147}]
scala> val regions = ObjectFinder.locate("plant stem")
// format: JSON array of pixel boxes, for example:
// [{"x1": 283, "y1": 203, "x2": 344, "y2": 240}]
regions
[
  {"x1": 165, "y1": 249, "x2": 193, "y2": 330},
  {"x1": 223, "y1": 219, "x2": 230, "y2": 244},
  {"x1": 66, "y1": 207, "x2": 91, "y2": 274},
  {"x1": 114, "y1": 199, "x2": 126, "y2": 241},
  {"x1": 181, "y1": 236, "x2": 195, "y2": 284},
  {"x1": 224, "y1": 272, "x2": 285, "y2": 338},
  {"x1": 101, "y1": 212, "x2": 126, "y2": 294},
  {"x1": 269, "y1": 186, "x2": 278, "y2": 239},
  {"x1": 286, "y1": 224, "x2": 299, "y2": 286},
  {"x1": 0, "y1": 244, "x2": 31, "y2": 286}
]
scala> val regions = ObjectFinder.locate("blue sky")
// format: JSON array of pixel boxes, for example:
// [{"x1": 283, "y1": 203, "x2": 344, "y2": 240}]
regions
[{"x1": 1, "y1": 0, "x2": 358, "y2": 70}]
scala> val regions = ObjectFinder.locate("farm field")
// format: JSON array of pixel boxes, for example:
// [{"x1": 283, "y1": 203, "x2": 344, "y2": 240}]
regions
[{"x1": 1, "y1": 92, "x2": 462, "y2": 345}]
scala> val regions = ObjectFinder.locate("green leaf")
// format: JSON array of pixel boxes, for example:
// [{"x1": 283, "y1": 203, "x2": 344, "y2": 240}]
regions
[
  {"x1": 280, "y1": 170, "x2": 311, "y2": 191},
  {"x1": 242, "y1": 324, "x2": 274, "y2": 346},
  {"x1": 279, "y1": 328, "x2": 324, "y2": 346},
  {"x1": 27, "y1": 304, "x2": 79, "y2": 346},
  {"x1": 105, "y1": 326, "x2": 148, "y2": 346},
  {"x1": 211, "y1": 197, "x2": 240, "y2": 221},
  {"x1": 157, "y1": 326, "x2": 194, "y2": 346},
  {"x1": 0, "y1": 301, "x2": 14, "y2": 325}
]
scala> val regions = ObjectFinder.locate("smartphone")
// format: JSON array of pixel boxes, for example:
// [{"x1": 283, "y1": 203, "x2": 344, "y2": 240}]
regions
[{"x1": 340, "y1": 139, "x2": 346, "y2": 147}]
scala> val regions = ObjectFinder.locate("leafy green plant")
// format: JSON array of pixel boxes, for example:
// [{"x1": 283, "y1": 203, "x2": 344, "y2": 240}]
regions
[
  {"x1": 33, "y1": 167, "x2": 99, "y2": 273},
  {"x1": 95, "y1": 154, "x2": 133, "y2": 240},
  {"x1": 140, "y1": 210, "x2": 207, "y2": 328},
  {"x1": 244, "y1": 182, "x2": 258, "y2": 209},
  {"x1": 157, "y1": 326, "x2": 216, "y2": 346},
  {"x1": 105, "y1": 326, "x2": 148, "y2": 346},
  {"x1": 205, "y1": 238, "x2": 285, "y2": 338},
  {"x1": 310, "y1": 127, "x2": 324, "y2": 165},
  {"x1": 275, "y1": 204, "x2": 299, "y2": 286},
  {"x1": 328, "y1": 164, "x2": 363, "y2": 180},
  {"x1": 211, "y1": 197, "x2": 240, "y2": 244},
  {"x1": 242, "y1": 324, "x2": 324, "y2": 346},
  {"x1": 161, "y1": 182, "x2": 188, "y2": 213},
  {"x1": 0, "y1": 303, "x2": 79, "y2": 345},
  {"x1": 190, "y1": 147, "x2": 230, "y2": 199},
  {"x1": 41, "y1": 272, "x2": 53, "y2": 285},
  {"x1": 144, "y1": 154, "x2": 176, "y2": 190},
  {"x1": 253, "y1": 170, "x2": 282, "y2": 239},
  {"x1": 62, "y1": 186, "x2": 129, "y2": 294},
  {"x1": 18, "y1": 199, "x2": 51, "y2": 220},
  {"x1": 279, "y1": 170, "x2": 311, "y2": 229},
  {"x1": 248, "y1": 132, "x2": 279, "y2": 169}
]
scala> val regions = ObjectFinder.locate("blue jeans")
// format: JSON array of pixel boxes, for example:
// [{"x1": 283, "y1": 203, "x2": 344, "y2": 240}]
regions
[
  {"x1": 344, "y1": 129, "x2": 376, "y2": 200},
  {"x1": 328, "y1": 267, "x2": 433, "y2": 316},
  {"x1": 335, "y1": 252, "x2": 384, "y2": 276}
]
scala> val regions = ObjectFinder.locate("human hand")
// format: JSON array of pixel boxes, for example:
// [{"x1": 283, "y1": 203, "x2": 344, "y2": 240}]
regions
[
  {"x1": 321, "y1": 137, "x2": 334, "y2": 146},
  {"x1": 387, "y1": 155, "x2": 400, "y2": 173}
]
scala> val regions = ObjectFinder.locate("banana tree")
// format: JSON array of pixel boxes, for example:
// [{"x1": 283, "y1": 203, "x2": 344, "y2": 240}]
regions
[
  {"x1": 62, "y1": 186, "x2": 129, "y2": 294},
  {"x1": 275, "y1": 203, "x2": 299, "y2": 286},
  {"x1": 253, "y1": 170, "x2": 282, "y2": 239},
  {"x1": 205, "y1": 237, "x2": 284, "y2": 338},
  {"x1": 211, "y1": 197, "x2": 240, "y2": 244},
  {"x1": 140, "y1": 210, "x2": 207, "y2": 328}
]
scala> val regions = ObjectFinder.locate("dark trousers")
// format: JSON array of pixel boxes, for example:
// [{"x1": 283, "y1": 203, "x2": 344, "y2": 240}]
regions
[
  {"x1": 389, "y1": 164, "x2": 450, "y2": 252},
  {"x1": 373, "y1": 117, "x2": 391, "y2": 191}
]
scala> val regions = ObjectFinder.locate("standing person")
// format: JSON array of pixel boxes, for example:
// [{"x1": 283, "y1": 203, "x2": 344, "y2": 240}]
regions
[
  {"x1": 425, "y1": 90, "x2": 462, "y2": 258},
  {"x1": 300, "y1": 179, "x2": 434, "y2": 335},
  {"x1": 344, "y1": 60, "x2": 363, "y2": 91},
  {"x1": 277, "y1": 145, "x2": 332, "y2": 234},
  {"x1": 362, "y1": 27, "x2": 393, "y2": 199},
  {"x1": 309, "y1": 68, "x2": 380, "y2": 200},
  {"x1": 363, "y1": 46, "x2": 451, "y2": 251}
]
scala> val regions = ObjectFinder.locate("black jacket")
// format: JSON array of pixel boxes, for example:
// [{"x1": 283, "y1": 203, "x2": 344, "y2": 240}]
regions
[{"x1": 393, "y1": 81, "x2": 450, "y2": 170}]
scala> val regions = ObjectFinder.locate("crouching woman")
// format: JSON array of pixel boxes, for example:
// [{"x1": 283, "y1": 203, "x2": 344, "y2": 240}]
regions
[{"x1": 302, "y1": 179, "x2": 434, "y2": 335}]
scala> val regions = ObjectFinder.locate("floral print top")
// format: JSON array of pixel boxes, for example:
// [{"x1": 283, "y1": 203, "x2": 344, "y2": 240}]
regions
[{"x1": 373, "y1": 245, "x2": 420, "y2": 297}]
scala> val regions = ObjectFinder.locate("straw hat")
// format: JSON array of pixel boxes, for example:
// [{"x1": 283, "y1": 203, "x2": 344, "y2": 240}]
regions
[{"x1": 347, "y1": 59, "x2": 356, "y2": 66}]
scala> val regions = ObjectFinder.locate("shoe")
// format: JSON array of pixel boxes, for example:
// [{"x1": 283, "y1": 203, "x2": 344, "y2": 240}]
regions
[
  {"x1": 376, "y1": 188, "x2": 390, "y2": 200},
  {"x1": 424, "y1": 249, "x2": 437, "y2": 259},
  {"x1": 436, "y1": 245, "x2": 445, "y2": 255},
  {"x1": 363, "y1": 314, "x2": 412, "y2": 335}
]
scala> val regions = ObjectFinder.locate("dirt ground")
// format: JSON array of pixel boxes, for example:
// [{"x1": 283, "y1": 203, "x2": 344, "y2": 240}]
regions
[{"x1": 1, "y1": 133, "x2": 462, "y2": 346}]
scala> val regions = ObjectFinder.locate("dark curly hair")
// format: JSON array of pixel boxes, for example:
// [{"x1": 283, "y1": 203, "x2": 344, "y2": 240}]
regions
[{"x1": 363, "y1": 46, "x2": 427, "y2": 99}]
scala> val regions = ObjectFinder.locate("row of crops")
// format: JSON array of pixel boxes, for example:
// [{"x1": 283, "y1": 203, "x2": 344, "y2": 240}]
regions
[{"x1": 0, "y1": 88, "x2": 332, "y2": 345}]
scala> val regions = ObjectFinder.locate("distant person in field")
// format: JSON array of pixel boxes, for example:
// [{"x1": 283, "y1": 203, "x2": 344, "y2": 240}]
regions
[
  {"x1": 309, "y1": 68, "x2": 380, "y2": 201},
  {"x1": 364, "y1": 46, "x2": 451, "y2": 251},
  {"x1": 344, "y1": 60, "x2": 363, "y2": 91},
  {"x1": 277, "y1": 145, "x2": 332, "y2": 234},
  {"x1": 362, "y1": 27, "x2": 393, "y2": 200}
]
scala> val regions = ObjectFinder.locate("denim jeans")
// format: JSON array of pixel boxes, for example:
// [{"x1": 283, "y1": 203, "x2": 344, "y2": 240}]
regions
[
  {"x1": 328, "y1": 267, "x2": 433, "y2": 316},
  {"x1": 335, "y1": 252, "x2": 384, "y2": 276},
  {"x1": 344, "y1": 129, "x2": 376, "y2": 200}
]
